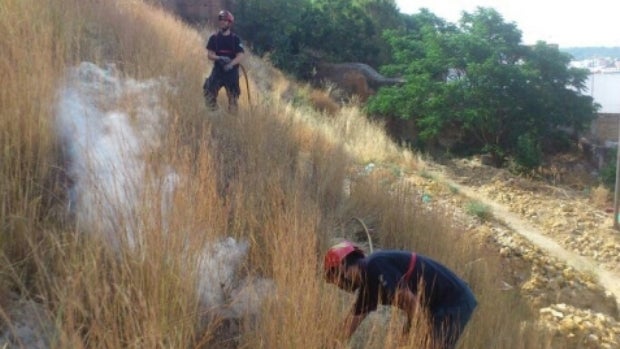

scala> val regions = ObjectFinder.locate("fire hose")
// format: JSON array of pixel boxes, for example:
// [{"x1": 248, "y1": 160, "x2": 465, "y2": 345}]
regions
[
  {"x1": 239, "y1": 63, "x2": 252, "y2": 108},
  {"x1": 350, "y1": 217, "x2": 374, "y2": 253}
]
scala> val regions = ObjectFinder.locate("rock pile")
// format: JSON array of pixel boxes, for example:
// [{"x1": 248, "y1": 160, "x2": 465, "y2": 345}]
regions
[{"x1": 540, "y1": 303, "x2": 620, "y2": 349}]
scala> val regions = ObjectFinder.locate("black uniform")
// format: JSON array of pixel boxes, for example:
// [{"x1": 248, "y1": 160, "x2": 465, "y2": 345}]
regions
[
  {"x1": 203, "y1": 31, "x2": 244, "y2": 109},
  {"x1": 354, "y1": 251, "x2": 477, "y2": 349}
]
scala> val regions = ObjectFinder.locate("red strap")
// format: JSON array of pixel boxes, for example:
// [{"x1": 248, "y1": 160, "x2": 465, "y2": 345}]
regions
[{"x1": 402, "y1": 253, "x2": 417, "y2": 285}]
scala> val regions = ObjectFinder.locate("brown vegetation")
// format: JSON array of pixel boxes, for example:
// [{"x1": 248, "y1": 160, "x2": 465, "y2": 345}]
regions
[{"x1": 312, "y1": 62, "x2": 405, "y2": 102}]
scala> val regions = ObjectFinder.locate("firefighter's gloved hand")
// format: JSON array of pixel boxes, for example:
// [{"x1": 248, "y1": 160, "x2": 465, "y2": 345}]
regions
[
  {"x1": 217, "y1": 56, "x2": 232, "y2": 65},
  {"x1": 223, "y1": 63, "x2": 234, "y2": 72}
]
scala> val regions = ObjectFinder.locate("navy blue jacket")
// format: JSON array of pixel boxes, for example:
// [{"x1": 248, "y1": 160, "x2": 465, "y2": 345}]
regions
[{"x1": 353, "y1": 251, "x2": 473, "y2": 315}]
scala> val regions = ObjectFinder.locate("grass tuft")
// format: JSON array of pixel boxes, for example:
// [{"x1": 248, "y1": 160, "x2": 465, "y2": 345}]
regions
[{"x1": 466, "y1": 200, "x2": 493, "y2": 221}]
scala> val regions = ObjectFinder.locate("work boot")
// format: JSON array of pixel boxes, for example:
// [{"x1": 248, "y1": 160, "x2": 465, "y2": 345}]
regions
[
  {"x1": 227, "y1": 95, "x2": 238, "y2": 113},
  {"x1": 204, "y1": 89, "x2": 218, "y2": 111}
]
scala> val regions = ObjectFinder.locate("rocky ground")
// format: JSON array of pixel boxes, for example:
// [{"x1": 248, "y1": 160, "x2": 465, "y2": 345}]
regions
[{"x1": 408, "y1": 154, "x2": 620, "y2": 349}]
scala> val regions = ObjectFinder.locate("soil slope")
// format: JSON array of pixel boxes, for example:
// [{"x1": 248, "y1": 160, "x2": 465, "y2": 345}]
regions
[{"x1": 408, "y1": 155, "x2": 620, "y2": 348}]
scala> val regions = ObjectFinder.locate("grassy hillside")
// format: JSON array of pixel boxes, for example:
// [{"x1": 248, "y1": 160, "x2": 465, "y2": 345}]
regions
[{"x1": 1, "y1": 0, "x2": 551, "y2": 348}]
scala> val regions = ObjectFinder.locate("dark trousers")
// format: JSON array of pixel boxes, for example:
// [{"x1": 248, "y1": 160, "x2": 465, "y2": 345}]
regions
[
  {"x1": 203, "y1": 68, "x2": 240, "y2": 111},
  {"x1": 431, "y1": 288, "x2": 477, "y2": 349}
]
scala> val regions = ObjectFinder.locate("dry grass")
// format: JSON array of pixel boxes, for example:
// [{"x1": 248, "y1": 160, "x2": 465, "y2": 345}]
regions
[
  {"x1": 309, "y1": 89, "x2": 341, "y2": 116},
  {"x1": 0, "y1": 0, "x2": 556, "y2": 348},
  {"x1": 590, "y1": 184, "x2": 611, "y2": 209}
]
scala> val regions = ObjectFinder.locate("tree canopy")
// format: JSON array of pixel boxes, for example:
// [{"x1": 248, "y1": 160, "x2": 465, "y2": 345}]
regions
[
  {"x1": 234, "y1": 0, "x2": 403, "y2": 78},
  {"x1": 232, "y1": 3, "x2": 598, "y2": 169},
  {"x1": 366, "y1": 8, "x2": 598, "y2": 168}
]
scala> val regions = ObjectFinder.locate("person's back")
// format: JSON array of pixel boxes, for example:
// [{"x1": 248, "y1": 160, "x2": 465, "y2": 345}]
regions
[
  {"x1": 355, "y1": 251, "x2": 473, "y2": 312},
  {"x1": 406, "y1": 253, "x2": 474, "y2": 309}
]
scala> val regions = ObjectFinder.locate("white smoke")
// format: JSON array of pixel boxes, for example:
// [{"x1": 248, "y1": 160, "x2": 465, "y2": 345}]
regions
[
  {"x1": 55, "y1": 62, "x2": 273, "y2": 318},
  {"x1": 198, "y1": 237, "x2": 275, "y2": 318},
  {"x1": 56, "y1": 62, "x2": 166, "y2": 248}
]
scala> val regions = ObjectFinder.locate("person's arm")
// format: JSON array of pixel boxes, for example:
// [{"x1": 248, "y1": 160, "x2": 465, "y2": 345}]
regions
[
  {"x1": 395, "y1": 287, "x2": 419, "y2": 334},
  {"x1": 330, "y1": 299, "x2": 370, "y2": 343},
  {"x1": 224, "y1": 37, "x2": 245, "y2": 70},
  {"x1": 342, "y1": 312, "x2": 368, "y2": 339},
  {"x1": 206, "y1": 35, "x2": 219, "y2": 62},
  {"x1": 226, "y1": 51, "x2": 244, "y2": 68},
  {"x1": 209, "y1": 49, "x2": 233, "y2": 70},
  {"x1": 207, "y1": 49, "x2": 220, "y2": 62}
]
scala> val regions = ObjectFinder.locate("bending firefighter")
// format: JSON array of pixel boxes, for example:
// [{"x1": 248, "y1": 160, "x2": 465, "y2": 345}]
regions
[
  {"x1": 203, "y1": 10, "x2": 245, "y2": 112},
  {"x1": 324, "y1": 241, "x2": 477, "y2": 348}
]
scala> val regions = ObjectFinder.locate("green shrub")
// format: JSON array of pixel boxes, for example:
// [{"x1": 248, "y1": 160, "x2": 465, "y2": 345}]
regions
[
  {"x1": 466, "y1": 200, "x2": 492, "y2": 220},
  {"x1": 600, "y1": 148, "x2": 617, "y2": 189},
  {"x1": 514, "y1": 133, "x2": 542, "y2": 170}
]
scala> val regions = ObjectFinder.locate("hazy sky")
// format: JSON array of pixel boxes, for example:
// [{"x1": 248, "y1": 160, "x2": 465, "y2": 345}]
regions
[{"x1": 395, "y1": 0, "x2": 618, "y2": 48}]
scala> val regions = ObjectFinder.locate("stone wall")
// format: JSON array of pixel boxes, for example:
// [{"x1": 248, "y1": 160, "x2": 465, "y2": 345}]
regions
[
  {"x1": 589, "y1": 113, "x2": 620, "y2": 144},
  {"x1": 580, "y1": 113, "x2": 620, "y2": 169}
]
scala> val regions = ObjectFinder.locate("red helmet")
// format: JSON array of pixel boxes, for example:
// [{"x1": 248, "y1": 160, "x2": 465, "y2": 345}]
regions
[
  {"x1": 324, "y1": 241, "x2": 364, "y2": 272},
  {"x1": 218, "y1": 10, "x2": 234, "y2": 24}
]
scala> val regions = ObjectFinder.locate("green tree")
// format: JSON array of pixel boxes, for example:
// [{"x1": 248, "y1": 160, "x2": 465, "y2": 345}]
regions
[
  {"x1": 368, "y1": 7, "x2": 598, "y2": 169},
  {"x1": 354, "y1": 0, "x2": 402, "y2": 65},
  {"x1": 234, "y1": 0, "x2": 308, "y2": 56},
  {"x1": 284, "y1": 0, "x2": 386, "y2": 70},
  {"x1": 234, "y1": 0, "x2": 313, "y2": 77},
  {"x1": 234, "y1": 0, "x2": 404, "y2": 78}
]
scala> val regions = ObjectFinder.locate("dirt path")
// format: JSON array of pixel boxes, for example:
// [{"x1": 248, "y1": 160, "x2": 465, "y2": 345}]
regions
[
  {"x1": 406, "y1": 159, "x2": 620, "y2": 346},
  {"x1": 433, "y1": 172, "x2": 620, "y2": 309}
]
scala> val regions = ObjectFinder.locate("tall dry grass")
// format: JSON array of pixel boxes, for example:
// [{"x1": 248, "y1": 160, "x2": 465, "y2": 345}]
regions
[
  {"x1": 0, "y1": 0, "x2": 556, "y2": 348},
  {"x1": 1, "y1": 0, "x2": 75, "y2": 305}
]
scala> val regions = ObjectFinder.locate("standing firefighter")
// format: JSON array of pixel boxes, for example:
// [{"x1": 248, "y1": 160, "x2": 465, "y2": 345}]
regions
[
  {"x1": 203, "y1": 10, "x2": 245, "y2": 112},
  {"x1": 324, "y1": 241, "x2": 477, "y2": 348}
]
